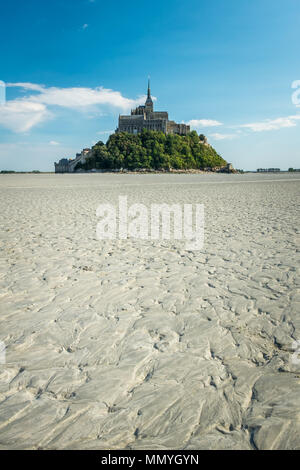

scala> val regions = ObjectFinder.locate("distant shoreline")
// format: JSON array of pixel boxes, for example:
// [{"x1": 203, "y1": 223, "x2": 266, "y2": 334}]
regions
[{"x1": 0, "y1": 170, "x2": 296, "y2": 175}]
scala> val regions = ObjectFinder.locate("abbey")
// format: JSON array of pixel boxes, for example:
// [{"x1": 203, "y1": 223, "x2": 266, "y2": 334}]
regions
[{"x1": 117, "y1": 80, "x2": 190, "y2": 135}]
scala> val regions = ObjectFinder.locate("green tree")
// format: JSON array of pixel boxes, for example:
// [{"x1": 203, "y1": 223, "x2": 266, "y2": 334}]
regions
[{"x1": 79, "y1": 131, "x2": 226, "y2": 172}]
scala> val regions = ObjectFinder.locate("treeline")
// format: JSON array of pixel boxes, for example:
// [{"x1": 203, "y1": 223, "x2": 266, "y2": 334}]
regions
[
  {"x1": 1, "y1": 170, "x2": 41, "y2": 174},
  {"x1": 75, "y1": 130, "x2": 227, "y2": 171}
]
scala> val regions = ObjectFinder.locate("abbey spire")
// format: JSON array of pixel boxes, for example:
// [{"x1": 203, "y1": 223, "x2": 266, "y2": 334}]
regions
[{"x1": 145, "y1": 77, "x2": 153, "y2": 111}]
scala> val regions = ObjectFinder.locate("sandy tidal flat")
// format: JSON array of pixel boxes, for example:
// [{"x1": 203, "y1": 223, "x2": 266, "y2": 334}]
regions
[{"x1": 0, "y1": 172, "x2": 300, "y2": 450}]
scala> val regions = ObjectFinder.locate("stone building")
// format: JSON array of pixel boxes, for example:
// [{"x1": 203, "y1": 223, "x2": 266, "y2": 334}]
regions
[
  {"x1": 117, "y1": 80, "x2": 190, "y2": 136},
  {"x1": 54, "y1": 148, "x2": 91, "y2": 173},
  {"x1": 54, "y1": 158, "x2": 70, "y2": 173}
]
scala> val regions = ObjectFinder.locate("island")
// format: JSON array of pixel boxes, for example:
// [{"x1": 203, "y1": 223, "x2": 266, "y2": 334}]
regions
[{"x1": 55, "y1": 81, "x2": 233, "y2": 173}]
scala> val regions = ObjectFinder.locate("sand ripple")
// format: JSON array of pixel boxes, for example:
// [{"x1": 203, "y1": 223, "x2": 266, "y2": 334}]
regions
[{"x1": 0, "y1": 173, "x2": 299, "y2": 450}]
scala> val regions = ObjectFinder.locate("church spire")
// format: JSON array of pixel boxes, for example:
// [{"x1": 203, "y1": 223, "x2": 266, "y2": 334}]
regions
[{"x1": 145, "y1": 76, "x2": 153, "y2": 111}]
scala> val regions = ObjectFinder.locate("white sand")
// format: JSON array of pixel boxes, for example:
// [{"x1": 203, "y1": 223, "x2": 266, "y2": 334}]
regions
[{"x1": 0, "y1": 172, "x2": 299, "y2": 450}]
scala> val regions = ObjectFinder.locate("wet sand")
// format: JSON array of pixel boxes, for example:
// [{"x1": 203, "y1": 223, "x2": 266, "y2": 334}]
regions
[{"x1": 0, "y1": 172, "x2": 299, "y2": 450}]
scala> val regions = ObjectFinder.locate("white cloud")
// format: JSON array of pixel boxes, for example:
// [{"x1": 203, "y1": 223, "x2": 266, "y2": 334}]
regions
[
  {"x1": 82, "y1": 24, "x2": 89, "y2": 30},
  {"x1": 0, "y1": 83, "x2": 147, "y2": 133},
  {"x1": 186, "y1": 119, "x2": 223, "y2": 129},
  {"x1": 0, "y1": 100, "x2": 51, "y2": 133},
  {"x1": 240, "y1": 115, "x2": 300, "y2": 132},
  {"x1": 10, "y1": 82, "x2": 145, "y2": 112},
  {"x1": 209, "y1": 133, "x2": 237, "y2": 141},
  {"x1": 49, "y1": 140, "x2": 60, "y2": 146},
  {"x1": 7, "y1": 82, "x2": 45, "y2": 92}
]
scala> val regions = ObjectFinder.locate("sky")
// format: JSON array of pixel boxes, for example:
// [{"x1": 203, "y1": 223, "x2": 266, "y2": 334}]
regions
[{"x1": 0, "y1": 0, "x2": 300, "y2": 171}]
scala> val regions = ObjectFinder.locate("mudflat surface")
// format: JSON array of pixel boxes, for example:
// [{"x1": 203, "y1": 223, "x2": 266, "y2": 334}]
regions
[{"x1": 0, "y1": 173, "x2": 299, "y2": 449}]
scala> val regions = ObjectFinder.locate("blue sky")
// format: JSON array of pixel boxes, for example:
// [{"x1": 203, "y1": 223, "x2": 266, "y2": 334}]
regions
[{"x1": 0, "y1": 0, "x2": 300, "y2": 171}]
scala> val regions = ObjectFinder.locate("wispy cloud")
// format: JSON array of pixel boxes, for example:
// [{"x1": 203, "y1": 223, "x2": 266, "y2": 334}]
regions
[
  {"x1": 188, "y1": 114, "x2": 300, "y2": 135},
  {"x1": 9, "y1": 82, "x2": 145, "y2": 111},
  {"x1": 0, "y1": 83, "x2": 146, "y2": 133},
  {"x1": 239, "y1": 115, "x2": 300, "y2": 132},
  {"x1": 96, "y1": 130, "x2": 114, "y2": 135},
  {"x1": 186, "y1": 119, "x2": 223, "y2": 129},
  {"x1": 7, "y1": 82, "x2": 45, "y2": 92},
  {"x1": 209, "y1": 133, "x2": 237, "y2": 141},
  {"x1": 0, "y1": 100, "x2": 51, "y2": 133}
]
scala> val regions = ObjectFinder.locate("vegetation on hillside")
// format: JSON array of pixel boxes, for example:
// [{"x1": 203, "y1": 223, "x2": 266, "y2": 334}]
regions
[{"x1": 75, "y1": 130, "x2": 227, "y2": 171}]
